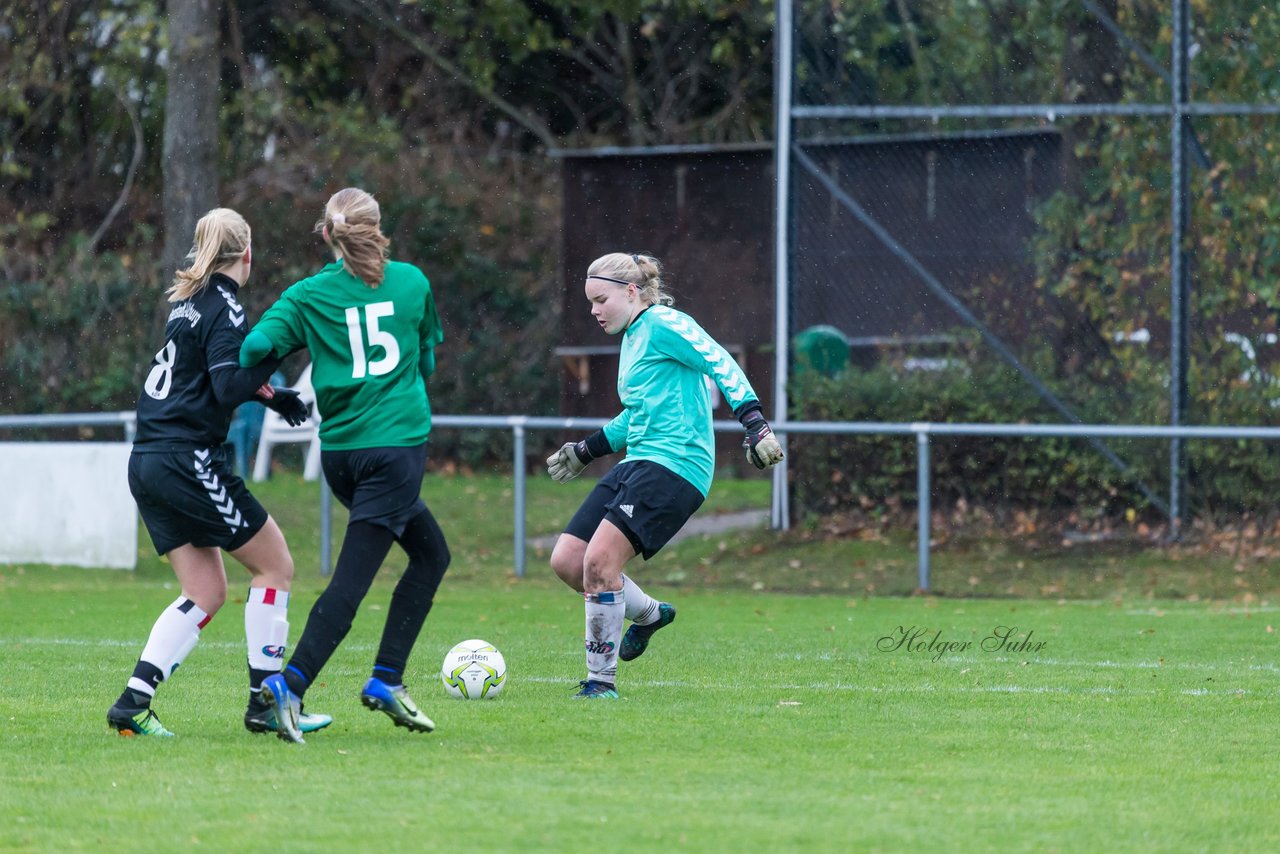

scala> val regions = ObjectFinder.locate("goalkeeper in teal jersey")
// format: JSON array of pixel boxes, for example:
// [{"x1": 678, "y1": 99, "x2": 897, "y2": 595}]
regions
[
  {"x1": 545, "y1": 252, "x2": 784, "y2": 698},
  {"x1": 239, "y1": 187, "x2": 449, "y2": 742}
]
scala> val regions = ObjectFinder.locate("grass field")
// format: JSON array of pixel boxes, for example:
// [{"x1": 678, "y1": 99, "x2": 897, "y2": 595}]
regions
[{"x1": 2, "y1": 472, "x2": 1278, "y2": 851}]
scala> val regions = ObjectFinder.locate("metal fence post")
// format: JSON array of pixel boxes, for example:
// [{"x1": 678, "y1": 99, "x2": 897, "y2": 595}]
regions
[
  {"x1": 1169, "y1": 0, "x2": 1191, "y2": 539},
  {"x1": 772, "y1": 0, "x2": 793, "y2": 532},
  {"x1": 916, "y1": 427, "x2": 931, "y2": 592},
  {"x1": 513, "y1": 419, "x2": 527, "y2": 578},
  {"x1": 319, "y1": 475, "x2": 332, "y2": 577}
]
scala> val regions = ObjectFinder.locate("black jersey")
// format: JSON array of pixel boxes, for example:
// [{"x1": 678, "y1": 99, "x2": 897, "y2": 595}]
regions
[{"x1": 133, "y1": 273, "x2": 270, "y2": 451}]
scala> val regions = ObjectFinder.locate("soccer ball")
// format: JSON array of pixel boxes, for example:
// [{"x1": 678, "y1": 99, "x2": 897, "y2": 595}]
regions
[{"x1": 440, "y1": 639, "x2": 507, "y2": 700}]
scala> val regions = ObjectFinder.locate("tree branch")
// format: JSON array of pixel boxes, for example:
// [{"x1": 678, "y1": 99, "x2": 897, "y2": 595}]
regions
[
  {"x1": 893, "y1": 0, "x2": 930, "y2": 101},
  {"x1": 340, "y1": 0, "x2": 556, "y2": 149},
  {"x1": 85, "y1": 86, "x2": 144, "y2": 257}
]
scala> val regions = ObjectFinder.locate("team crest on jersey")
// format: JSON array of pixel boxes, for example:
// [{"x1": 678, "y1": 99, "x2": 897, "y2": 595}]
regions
[{"x1": 216, "y1": 285, "x2": 245, "y2": 328}]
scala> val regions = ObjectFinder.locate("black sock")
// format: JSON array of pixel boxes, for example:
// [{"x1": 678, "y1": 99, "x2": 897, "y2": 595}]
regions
[
  {"x1": 130, "y1": 660, "x2": 164, "y2": 694},
  {"x1": 287, "y1": 521, "x2": 396, "y2": 692},
  {"x1": 282, "y1": 663, "x2": 311, "y2": 698},
  {"x1": 374, "y1": 507, "x2": 451, "y2": 679},
  {"x1": 372, "y1": 665, "x2": 402, "y2": 686},
  {"x1": 114, "y1": 688, "x2": 152, "y2": 710},
  {"x1": 248, "y1": 666, "x2": 276, "y2": 693}
]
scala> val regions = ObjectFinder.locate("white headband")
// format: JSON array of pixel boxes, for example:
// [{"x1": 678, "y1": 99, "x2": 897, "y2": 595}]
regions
[{"x1": 331, "y1": 212, "x2": 346, "y2": 224}]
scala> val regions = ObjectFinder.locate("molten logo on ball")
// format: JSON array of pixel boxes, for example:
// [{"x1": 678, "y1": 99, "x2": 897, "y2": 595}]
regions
[{"x1": 441, "y1": 639, "x2": 507, "y2": 699}]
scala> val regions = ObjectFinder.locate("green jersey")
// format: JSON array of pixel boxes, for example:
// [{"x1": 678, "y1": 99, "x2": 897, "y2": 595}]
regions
[
  {"x1": 250, "y1": 259, "x2": 443, "y2": 450},
  {"x1": 602, "y1": 305, "x2": 759, "y2": 496}
]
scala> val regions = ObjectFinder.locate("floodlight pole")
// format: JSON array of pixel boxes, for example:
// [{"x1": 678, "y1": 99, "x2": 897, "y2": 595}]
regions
[
  {"x1": 771, "y1": 0, "x2": 793, "y2": 530},
  {"x1": 1169, "y1": 0, "x2": 1190, "y2": 538}
]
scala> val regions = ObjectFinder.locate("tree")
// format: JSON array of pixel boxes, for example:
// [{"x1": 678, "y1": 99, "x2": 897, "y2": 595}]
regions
[{"x1": 162, "y1": 0, "x2": 222, "y2": 279}]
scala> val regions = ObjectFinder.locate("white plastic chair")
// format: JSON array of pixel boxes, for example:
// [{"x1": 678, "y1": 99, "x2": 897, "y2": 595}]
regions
[{"x1": 252, "y1": 363, "x2": 321, "y2": 481}]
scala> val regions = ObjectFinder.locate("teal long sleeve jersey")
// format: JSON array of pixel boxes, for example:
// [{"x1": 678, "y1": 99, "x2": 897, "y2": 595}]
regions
[{"x1": 603, "y1": 305, "x2": 759, "y2": 497}]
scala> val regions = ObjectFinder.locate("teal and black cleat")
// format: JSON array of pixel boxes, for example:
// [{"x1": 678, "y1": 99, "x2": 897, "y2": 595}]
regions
[
  {"x1": 572, "y1": 679, "x2": 620, "y2": 699},
  {"x1": 360, "y1": 678, "x2": 435, "y2": 733},
  {"x1": 245, "y1": 694, "x2": 333, "y2": 735},
  {"x1": 260, "y1": 673, "x2": 305, "y2": 744},
  {"x1": 299, "y1": 710, "x2": 333, "y2": 733},
  {"x1": 108, "y1": 704, "x2": 175, "y2": 737},
  {"x1": 619, "y1": 602, "x2": 676, "y2": 662}
]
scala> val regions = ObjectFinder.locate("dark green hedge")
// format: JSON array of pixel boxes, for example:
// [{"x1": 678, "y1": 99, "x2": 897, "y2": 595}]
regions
[
  {"x1": 0, "y1": 155, "x2": 561, "y2": 468},
  {"x1": 788, "y1": 347, "x2": 1280, "y2": 525}
]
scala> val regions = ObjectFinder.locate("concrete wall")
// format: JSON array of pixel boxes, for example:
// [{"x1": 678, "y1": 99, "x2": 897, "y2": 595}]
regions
[{"x1": 0, "y1": 443, "x2": 137, "y2": 569}]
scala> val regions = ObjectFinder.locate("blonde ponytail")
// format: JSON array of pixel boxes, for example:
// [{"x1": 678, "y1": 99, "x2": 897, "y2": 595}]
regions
[
  {"x1": 632, "y1": 253, "x2": 674, "y2": 306},
  {"x1": 167, "y1": 208, "x2": 251, "y2": 302},
  {"x1": 316, "y1": 187, "x2": 389, "y2": 287}
]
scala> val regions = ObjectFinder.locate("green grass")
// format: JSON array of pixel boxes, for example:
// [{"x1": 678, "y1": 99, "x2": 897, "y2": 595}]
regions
[{"x1": 2, "y1": 472, "x2": 1279, "y2": 851}]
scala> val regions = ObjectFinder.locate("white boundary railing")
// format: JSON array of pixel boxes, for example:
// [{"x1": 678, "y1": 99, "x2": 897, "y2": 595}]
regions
[
  {"x1": 8, "y1": 412, "x2": 1280, "y2": 588},
  {"x1": 0, "y1": 411, "x2": 139, "y2": 440}
]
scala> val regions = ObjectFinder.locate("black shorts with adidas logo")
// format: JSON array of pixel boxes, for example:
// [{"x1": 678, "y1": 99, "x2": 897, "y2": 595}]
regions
[
  {"x1": 128, "y1": 444, "x2": 268, "y2": 555},
  {"x1": 564, "y1": 460, "x2": 705, "y2": 560}
]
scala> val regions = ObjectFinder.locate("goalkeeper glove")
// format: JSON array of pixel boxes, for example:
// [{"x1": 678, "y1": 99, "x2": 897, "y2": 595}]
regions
[
  {"x1": 258, "y1": 386, "x2": 309, "y2": 427},
  {"x1": 546, "y1": 431, "x2": 612, "y2": 483},
  {"x1": 739, "y1": 409, "x2": 784, "y2": 470},
  {"x1": 547, "y1": 442, "x2": 593, "y2": 483},
  {"x1": 546, "y1": 442, "x2": 589, "y2": 483}
]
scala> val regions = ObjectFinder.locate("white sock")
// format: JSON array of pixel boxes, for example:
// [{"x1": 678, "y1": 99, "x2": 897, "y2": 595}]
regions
[
  {"x1": 128, "y1": 597, "x2": 208, "y2": 695},
  {"x1": 621, "y1": 574, "x2": 660, "y2": 625},
  {"x1": 245, "y1": 586, "x2": 289, "y2": 676},
  {"x1": 584, "y1": 589, "x2": 625, "y2": 684}
]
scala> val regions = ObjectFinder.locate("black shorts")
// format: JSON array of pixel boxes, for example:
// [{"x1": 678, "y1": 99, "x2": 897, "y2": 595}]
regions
[
  {"x1": 564, "y1": 460, "x2": 705, "y2": 560},
  {"x1": 129, "y1": 445, "x2": 268, "y2": 555},
  {"x1": 321, "y1": 443, "x2": 428, "y2": 537}
]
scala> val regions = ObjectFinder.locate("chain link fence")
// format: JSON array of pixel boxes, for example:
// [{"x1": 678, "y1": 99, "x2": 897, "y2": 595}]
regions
[{"x1": 781, "y1": 1, "x2": 1280, "y2": 547}]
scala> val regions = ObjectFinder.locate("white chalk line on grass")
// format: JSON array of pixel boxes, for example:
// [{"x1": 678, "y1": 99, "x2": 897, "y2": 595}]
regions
[
  {"x1": 770, "y1": 651, "x2": 1254, "y2": 671},
  {"x1": 1124, "y1": 605, "x2": 1280, "y2": 616},
  {"x1": 771, "y1": 651, "x2": 1280, "y2": 675},
  {"x1": 514, "y1": 675, "x2": 1264, "y2": 698},
  {"x1": 12, "y1": 637, "x2": 1276, "y2": 674},
  {"x1": 9, "y1": 637, "x2": 1278, "y2": 673},
  {"x1": 7, "y1": 637, "x2": 1273, "y2": 699},
  {"x1": 964, "y1": 655, "x2": 1280, "y2": 674}
]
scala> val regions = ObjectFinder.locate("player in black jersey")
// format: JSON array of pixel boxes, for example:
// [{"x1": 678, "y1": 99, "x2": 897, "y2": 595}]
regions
[{"x1": 106, "y1": 208, "x2": 328, "y2": 738}]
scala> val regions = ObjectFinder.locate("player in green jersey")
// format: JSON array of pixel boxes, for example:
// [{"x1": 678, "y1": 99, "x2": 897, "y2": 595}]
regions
[
  {"x1": 544, "y1": 252, "x2": 784, "y2": 698},
  {"x1": 240, "y1": 187, "x2": 450, "y2": 742}
]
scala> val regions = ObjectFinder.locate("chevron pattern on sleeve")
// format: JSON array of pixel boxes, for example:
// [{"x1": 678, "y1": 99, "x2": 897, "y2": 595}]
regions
[
  {"x1": 216, "y1": 284, "x2": 246, "y2": 328},
  {"x1": 652, "y1": 306, "x2": 752, "y2": 408}
]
